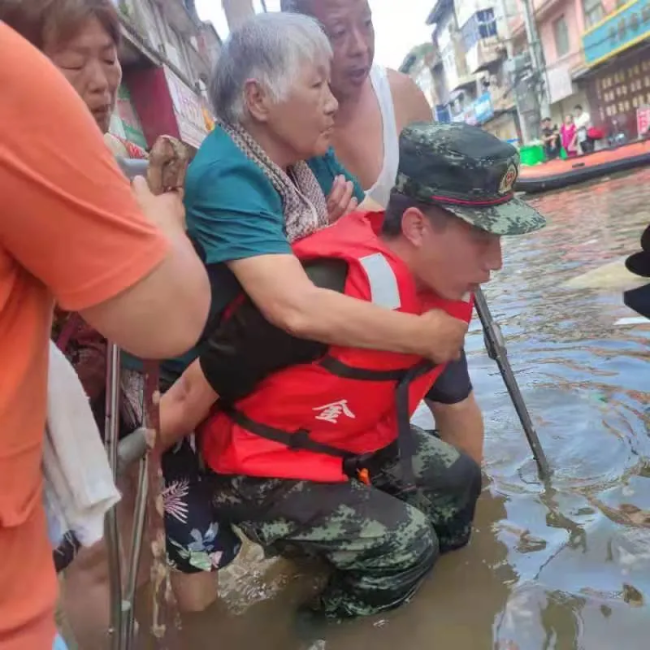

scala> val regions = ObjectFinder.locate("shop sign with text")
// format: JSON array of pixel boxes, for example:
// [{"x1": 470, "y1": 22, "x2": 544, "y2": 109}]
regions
[
  {"x1": 163, "y1": 66, "x2": 208, "y2": 149},
  {"x1": 583, "y1": 0, "x2": 650, "y2": 67}
]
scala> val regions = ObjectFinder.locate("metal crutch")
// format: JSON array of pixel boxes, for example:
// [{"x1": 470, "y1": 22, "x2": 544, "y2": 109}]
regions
[
  {"x1": 115, "y1": 425, "x2": 149, "y2": 648},
  {"x1": 474, "y1": 287, "x2": 551, "y2": 481},
  {"x1": 104, "y1": 343, "x2": 129, "y2": 650},
  {"x1": 123, "y1": 452, "x2": 148, "y2": 650}
]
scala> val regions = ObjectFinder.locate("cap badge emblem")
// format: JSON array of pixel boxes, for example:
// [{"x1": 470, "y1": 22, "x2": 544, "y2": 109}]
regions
[{"x1": 498, "y1": 164, "x2": 518, "y2": 195}]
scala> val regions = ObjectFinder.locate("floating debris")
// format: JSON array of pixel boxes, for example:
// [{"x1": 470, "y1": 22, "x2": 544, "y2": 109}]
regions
[{"x1": 622, "y1": 584, "x2": 644, "y2": 608}]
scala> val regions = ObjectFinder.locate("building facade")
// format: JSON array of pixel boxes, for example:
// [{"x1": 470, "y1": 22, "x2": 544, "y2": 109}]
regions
[
  {"x1": 579, "y1": 0, "x2": 650, "y2": 140},
  {"x1": 510, "y1": 0, "x2": 650, "y2": 141},
  {"x1": 509, "y1": 0, "x2": 591, "y2": 130},
  {"x1": 108, "y1": 0, "x2": 221, "y2": 154},
  {"x1": 431, "y1": 0, "x2": 650, "y2": 143},
  {"x1": 427, "y1": 0, "x2": 522, "y2": 143},
  {"x1": 399, "y1": 43, "x2": 440, "y2": 110}
]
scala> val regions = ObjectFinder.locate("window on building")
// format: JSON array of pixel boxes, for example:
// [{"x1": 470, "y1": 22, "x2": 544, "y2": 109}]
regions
[
  {"x1": 582, "y1": 0, "x2": 604, "y2": 28},
  {"x1": 553, "y1": 15, "x2": 570, "y2": 57},
  {"x1": 460, "y1": 8, "x2": 497, "y2": 51},
  {"x1": 504, "y1": 0, "x2": 520, "y2": 20},
  {"x1": 461, "y1": 14, "x2": 479, "y2": 51},
  {"x1": 477, "y1": 9, "x2": 497, "y2": 38}
]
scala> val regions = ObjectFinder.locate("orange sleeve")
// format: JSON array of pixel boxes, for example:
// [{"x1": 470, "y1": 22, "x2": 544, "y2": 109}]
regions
[{"x1": 0, "y1": 24, "x2": 169, "y2": 312}]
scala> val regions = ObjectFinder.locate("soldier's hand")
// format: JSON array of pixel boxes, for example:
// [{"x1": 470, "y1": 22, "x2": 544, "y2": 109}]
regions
[{"x1": 417, "y1": 310, "x2": 469, "y2": 364}]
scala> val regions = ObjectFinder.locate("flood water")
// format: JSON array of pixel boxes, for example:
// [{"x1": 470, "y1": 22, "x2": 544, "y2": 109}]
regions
[{"x1": 174, "y1": 169, "x2": 650, "y2": 650}]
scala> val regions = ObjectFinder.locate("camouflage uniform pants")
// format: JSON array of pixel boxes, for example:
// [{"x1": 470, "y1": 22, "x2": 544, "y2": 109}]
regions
[{"x1": 210, "y1": 427, "x2": 482, "y2": 619}]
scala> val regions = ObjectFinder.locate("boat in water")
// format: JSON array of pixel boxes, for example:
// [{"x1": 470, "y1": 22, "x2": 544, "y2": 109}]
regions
[{"x1": 516, "y1": 138, "x2": 650, "y2": 194}]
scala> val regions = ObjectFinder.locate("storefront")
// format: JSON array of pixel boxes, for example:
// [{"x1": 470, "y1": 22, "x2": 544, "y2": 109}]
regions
[
  {"x1": 447, "y1": 91, "x2": 520, "y2": 142},
  {"x1": 579, "y1": 0, "x2": 650, "y2": 138},
  {"x1": 474, "y1": 93, "x2": 494, "y2": 123}
]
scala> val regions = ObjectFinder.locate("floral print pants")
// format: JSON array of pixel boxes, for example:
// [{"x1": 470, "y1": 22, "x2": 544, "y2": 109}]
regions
[{"x1": 162, "y1": 435, "x2": 241, "y2": 573}]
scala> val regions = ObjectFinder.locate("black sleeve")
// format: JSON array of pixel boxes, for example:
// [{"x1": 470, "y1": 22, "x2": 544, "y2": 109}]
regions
[
  {"x1": 198, "y1": 259, "x2": 349, "y2": 404},
  {"x1": 425, "y1": 348, "x2": 473, "y2": 405}
]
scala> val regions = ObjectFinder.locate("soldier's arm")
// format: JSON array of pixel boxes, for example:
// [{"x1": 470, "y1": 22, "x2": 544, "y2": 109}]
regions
[{"x1": 425, "y1": 350, "x2": 484, "y2": 464}]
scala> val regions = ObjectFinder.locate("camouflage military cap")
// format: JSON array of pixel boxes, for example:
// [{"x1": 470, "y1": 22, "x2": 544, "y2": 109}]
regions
[{"x1": 393, "y1": 122, "x2": 547, "y2": 236}]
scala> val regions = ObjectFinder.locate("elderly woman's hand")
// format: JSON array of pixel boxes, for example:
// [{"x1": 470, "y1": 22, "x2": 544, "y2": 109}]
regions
[{"x1": 327, "y1": 175, "x2": 359, "y2": 222}]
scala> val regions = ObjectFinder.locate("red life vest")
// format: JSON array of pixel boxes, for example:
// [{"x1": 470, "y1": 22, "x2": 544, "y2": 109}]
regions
[{"x1": 200, "y1": 211, "x2": 474, "y2": 483}]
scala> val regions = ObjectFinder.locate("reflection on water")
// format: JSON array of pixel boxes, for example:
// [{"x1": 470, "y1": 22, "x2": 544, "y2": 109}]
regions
[{"x1": 172, "y1": 170, "x2": 650, "y2": 649}]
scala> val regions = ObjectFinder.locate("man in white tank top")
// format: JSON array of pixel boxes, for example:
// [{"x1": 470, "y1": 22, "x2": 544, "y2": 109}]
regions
[{"x1": 281, "y1": 0, "x2": 485, "y2": 464}]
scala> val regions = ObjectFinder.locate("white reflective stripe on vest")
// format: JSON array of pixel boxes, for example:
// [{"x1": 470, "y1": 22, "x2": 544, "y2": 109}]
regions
[{"x1": 359, "y1": 253, "x2": 401, "y2": 310}]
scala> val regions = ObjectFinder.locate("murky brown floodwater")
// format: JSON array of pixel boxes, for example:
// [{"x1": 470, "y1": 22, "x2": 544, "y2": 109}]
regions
[{"x1": 166, "y1": 168, "x2": 650, "y2": 650}]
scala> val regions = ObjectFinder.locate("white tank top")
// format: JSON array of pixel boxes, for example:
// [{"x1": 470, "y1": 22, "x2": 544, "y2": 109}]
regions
[{"x1": 365, "y1": 66, "x2": 400, "y2": 208}]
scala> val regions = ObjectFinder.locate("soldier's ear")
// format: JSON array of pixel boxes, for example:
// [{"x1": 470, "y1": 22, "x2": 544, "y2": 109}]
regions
[{"x1": 401, "y1": 207, "x2": 427, "y2": 247}]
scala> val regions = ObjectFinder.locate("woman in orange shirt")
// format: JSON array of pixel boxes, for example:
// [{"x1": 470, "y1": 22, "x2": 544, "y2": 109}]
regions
[
  {"x1": 1, "y1": 1, "x2": 241, "y2": 643},
  {"x1": 0, "y1": 21, "x2": 210, "y2": 650}
]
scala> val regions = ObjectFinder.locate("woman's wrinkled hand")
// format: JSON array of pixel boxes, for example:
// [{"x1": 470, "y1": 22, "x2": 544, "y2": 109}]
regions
[
  {"x1": 417, "y1": 310, "x2": 469, "y2": 364},
  {"x1": 327, "y1": 174, "x2": 358, "y2": 223}
]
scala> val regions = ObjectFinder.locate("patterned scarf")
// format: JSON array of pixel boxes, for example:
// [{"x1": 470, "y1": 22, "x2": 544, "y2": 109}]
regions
[{"x1": 221, "y1": 121, "x2": 330, "y2": 242}]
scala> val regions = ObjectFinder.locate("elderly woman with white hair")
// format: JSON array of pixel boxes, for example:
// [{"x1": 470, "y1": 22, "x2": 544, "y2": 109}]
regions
[
  {"x1": 157, "y1": 11, "x2": 468, "y2": 612},
  {"x1": 174, "y1": 12, "x2": 464, "y2": 377}
]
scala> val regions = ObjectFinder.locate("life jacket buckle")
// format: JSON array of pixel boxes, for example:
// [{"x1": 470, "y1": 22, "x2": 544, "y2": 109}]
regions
[
  {"x1": 357, "y1": 468, "x2": 371, "y2": 486},
  {"x1": 343, "y1": 455, "x2": 373, "y2": 486}
]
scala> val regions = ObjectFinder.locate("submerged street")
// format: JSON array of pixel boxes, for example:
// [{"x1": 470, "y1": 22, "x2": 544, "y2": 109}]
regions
[{"x1": 167, "y1": 168, "x2": 650, "y2": 650}]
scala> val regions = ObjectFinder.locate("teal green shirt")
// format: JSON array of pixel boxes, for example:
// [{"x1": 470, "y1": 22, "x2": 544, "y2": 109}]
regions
[
  {"x1": 185, "y1": 127, "x2": 363, "y2": 266},
  {"x1": 148, "y1": 126, "x2": 364, "y2": 382}
]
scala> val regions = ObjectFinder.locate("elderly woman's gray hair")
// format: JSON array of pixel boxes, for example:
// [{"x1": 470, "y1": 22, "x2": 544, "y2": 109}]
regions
[{"x1": 209, "y1": 12, "x2": 332, "y2": 124}]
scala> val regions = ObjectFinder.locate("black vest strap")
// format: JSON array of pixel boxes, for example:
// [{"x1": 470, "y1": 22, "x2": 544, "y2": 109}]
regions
[
  {"x1": 223, "y1": 406, "x2": 385, "y2": 483},
  {"x1": 223, "y1": 407, "x2": 351, "y2": 459},
  {"x1": 395, "y1": 360, "x2": 435, "y2": 492},
  {"x1": 318, "y1": 356, "x2": 412, "y2": 381}
]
